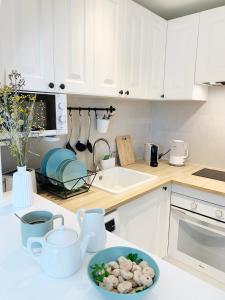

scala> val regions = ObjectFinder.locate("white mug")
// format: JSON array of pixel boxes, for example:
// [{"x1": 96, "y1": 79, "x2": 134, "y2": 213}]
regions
[{"x1": 27, "y1": 227, "x2": 93, "y2": 278}]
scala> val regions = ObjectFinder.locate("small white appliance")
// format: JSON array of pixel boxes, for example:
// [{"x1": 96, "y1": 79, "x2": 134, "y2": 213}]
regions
[
  {"x1": 169, "y1": 140, "x2": 188, "y2": 166},
  {"x1": 0, "y1": 92, "x2": 68, "y2": 140}
]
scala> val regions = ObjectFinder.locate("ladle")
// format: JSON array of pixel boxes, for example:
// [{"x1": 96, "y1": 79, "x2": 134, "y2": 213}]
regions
[
  {"x1": 66, "y1": 110, "x2": 77, "y2": 154},
  {"x1": 75, "y1": 110, "x2": 86, "y2": 152},
  {"x1": 86, "y1": 111, "x2": 93, "y2": 153}
]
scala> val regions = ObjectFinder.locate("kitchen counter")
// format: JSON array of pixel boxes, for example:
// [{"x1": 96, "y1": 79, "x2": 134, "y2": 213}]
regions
[
  {"x1": 0, "y1": 193, "x2": 225, "y2": 300},
  {"x1": 41, "y1": 160, "x2": 225, "y2": 213}
]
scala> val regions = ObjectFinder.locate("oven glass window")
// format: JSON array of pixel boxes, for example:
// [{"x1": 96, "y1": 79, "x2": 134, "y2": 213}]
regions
[{"x1": 177, "y1": 220, "x2": 225, "y2": 272}]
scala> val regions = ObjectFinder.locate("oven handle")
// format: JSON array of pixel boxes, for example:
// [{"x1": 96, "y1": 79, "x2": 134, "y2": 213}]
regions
[{"x1": 171, "y1": 205, "x2": 225, "y2": 234}]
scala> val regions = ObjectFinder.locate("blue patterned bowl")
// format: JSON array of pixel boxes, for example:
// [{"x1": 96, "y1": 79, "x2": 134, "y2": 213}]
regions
[{"x1": 87, "y1": 246, "x2": 160, "y2": 299}]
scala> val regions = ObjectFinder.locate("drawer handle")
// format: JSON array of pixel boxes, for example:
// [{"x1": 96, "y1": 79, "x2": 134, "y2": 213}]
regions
[{"x1": 190, "y1": 202, "x2": 198, "y2": 210}]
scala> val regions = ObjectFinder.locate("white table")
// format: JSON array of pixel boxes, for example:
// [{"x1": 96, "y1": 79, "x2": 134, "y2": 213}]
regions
[{"x1": 0, "y1": 193, "x2": 225, "y2": 300}]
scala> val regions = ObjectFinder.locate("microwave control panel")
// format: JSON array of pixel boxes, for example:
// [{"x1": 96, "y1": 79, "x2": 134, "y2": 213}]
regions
[{"x1": 56, "y1": 94, "x2": 68, "y2": 135}]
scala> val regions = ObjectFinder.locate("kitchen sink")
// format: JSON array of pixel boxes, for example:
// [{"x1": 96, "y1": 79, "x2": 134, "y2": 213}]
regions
[{"x1": 92, "y1": 167, "x2": 157, "y2": 194}]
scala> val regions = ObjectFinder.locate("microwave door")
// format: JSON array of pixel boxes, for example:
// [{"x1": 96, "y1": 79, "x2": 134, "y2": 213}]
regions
[{"x1": 169, "y1": 206, "x2": 225, "y2": 283}]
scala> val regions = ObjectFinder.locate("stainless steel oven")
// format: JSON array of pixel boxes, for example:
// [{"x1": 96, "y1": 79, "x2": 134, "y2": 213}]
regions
[{"x1": 168, "y1": 192, "x2": 225, "y2": 283}]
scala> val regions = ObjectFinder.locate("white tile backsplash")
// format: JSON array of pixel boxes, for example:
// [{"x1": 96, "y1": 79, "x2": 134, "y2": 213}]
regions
[
  {"x1": 2, "y1": 96, "x2": 152, "y2": 172},
  {"x1": 150, "y1": 87, "x2": 225, "y2": 168}
]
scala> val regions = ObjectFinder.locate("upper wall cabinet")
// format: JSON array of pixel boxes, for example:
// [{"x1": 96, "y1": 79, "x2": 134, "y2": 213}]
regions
[
  {"x1": 144, "y1": 11, "x2": 167, "y2": 100},
  {"x1": 93, "y1": 0, "x2": 167, "y2": 100},
  {"x1": 163, "y1": 14, "x2": 208, "y2": 101},
  {"x1": 0, "y1": 1, "x2": 5, "y2": 85},
  {"x1": 93, "y1": 0, "x2": 124, "y2": 97},
  {"x1": 122, "y1": 0, "x2": 146, "y2": 99},
  {"x1": 196, "y1": 6, "x2": 225, "y2": 84},
  {"x1": 5, "y1": 0, "x2": 54, "y2": 92},
  {"x1": 54, "y1": 0, "x2": 94, "y2": 94}
]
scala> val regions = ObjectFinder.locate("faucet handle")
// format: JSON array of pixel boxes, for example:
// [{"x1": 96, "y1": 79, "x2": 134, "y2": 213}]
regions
[{"x1": 95, "y1": 164, "x2": 101, "y2": 173}]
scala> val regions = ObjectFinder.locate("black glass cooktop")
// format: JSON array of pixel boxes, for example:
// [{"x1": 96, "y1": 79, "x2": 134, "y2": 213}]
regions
[{"x1": 193, "y1": 168, "x2": 225, "y2": 182}]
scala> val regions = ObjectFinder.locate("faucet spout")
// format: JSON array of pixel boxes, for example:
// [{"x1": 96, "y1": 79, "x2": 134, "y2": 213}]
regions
[{"x1": 92, "y1": 138, "x2": 112, "y2": 171}]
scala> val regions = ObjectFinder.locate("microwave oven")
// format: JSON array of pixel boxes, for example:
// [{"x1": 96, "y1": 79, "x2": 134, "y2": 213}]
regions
[{"x1": 1, "y1": 92, "x2": 68, "y2": 139}]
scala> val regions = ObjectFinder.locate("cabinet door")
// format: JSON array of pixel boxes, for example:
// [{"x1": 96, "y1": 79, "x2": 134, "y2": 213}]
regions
[
  {"x1": 5, "y1": 0, "x2": 54, "y2": 92},
  {"x1": 122, "y1": 0, "x2": 146, "y2": 99},
  {"x1": 54, "y1": 0, "x2": 94, "y2": 94},
  {"x1": 144, "y1": 12, "x2": 167, "y2": 100},
  {"x1": 94, "y1": 0, "x2": 124, "y2": 97},
  {"x1": 196, "y1": 6, "x2": 225, "y2": 83},
  {"x1": 0, "y1": 1, "x2": 5, "y2": 85},
  {"x1": 164, "y1": 14, "x2": 201, "y2": 100},
  {"x1": 118, "y1": 186, "x2": 170, "y2": 257}
]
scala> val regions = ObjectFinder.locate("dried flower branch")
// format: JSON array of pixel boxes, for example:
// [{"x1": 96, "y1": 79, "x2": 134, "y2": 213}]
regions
[{"x1": 0, "y1": 70, "x2": 44, "y2": 166}]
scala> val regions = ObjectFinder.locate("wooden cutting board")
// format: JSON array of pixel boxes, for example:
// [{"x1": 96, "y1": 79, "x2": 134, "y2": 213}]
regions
[{"x1": 116, "y1": 135, "x2": 135, "y2": 166}]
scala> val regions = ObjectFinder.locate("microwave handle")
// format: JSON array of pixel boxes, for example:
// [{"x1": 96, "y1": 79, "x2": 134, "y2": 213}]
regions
[{"x1": 171, "y1": 205, "x2": 225, "y2": 234}]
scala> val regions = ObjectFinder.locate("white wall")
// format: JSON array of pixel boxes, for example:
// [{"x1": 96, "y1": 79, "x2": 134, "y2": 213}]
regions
[
  {"x1": 150, "y1": 87, "x2": 225, "y2": 168},
  {"x1": 2, "y1": 96, "x2": 151, "y2": 172}
]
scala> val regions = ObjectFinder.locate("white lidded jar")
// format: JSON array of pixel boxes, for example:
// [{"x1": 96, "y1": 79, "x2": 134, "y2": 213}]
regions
[{"x1": 12, "y1": 166, "x2": 33, "y2": 208}]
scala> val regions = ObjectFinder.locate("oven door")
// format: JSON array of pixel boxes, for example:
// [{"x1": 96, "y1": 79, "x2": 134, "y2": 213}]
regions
[{"x1": 168, "y1": 205, "x2": 225, "y2": 283}]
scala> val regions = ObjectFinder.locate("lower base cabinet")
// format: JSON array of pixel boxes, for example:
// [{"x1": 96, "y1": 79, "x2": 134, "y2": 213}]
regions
[{"x1": 118, "y1": 185, "x2": 171, "y2": 257}]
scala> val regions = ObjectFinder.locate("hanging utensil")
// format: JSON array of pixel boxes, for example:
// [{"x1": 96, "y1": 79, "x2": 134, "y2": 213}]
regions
[
  {"x1": 75, "y1": 110, "x2": 87, "y2": 152},
  {"x1": 66, "y1": 110, "x2": 76, "y2": 154},
  {"x1": 86, "y1": 110, "x2": 93, "y2": 153}
]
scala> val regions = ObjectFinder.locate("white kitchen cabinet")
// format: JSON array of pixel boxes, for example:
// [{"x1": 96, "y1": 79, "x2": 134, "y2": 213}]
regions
[
  {"x1": 122, "y1": 0, "x2": 146, "y2": 99},
  {"x1": 144, "y1": 11, "x2": 167, "y2": 100},
  {"x1": 0, "y1": 1, "x2": 5, "y2": 85},
  {"x1": 163, "y1": 14, "x2": 208, "y2": 100},
  {"x1": 5, "y1": 0, "x2": 54, "y2": 92},
  {"x1": 196, "y1": 6, "x2": 225, "y2": 84},
  {"x1": 93, "y1": 0, "x2": 124, "y2": 97},
  {"x1": 118, "y1": 185, "x2": 171, "y2": 257},
  {"x1": 54, "y1": 0, "x2": 94, "y2": 94}
]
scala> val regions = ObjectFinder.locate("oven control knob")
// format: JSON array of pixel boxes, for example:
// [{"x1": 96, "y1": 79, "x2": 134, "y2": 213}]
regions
[
  {"x1": 191, "y1": 202, "x2": 197, "y2": 210},
  {"x1": 58, "y1": 115, "x2": 66, "y2": 123},
  {"x1": 58, "y1": 102, "x2": 66, "y2": 110},
  {"x1": 215, "y1": 209, "x2": 223, "y2": 218}
]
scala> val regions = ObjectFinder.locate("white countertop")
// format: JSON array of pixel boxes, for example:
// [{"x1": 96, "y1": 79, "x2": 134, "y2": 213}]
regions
[{"x1": 0, "y1": 193, "x2": 225, "y2": 300}]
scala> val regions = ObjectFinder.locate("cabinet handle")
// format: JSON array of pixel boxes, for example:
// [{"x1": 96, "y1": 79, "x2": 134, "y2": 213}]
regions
[
  {"x1": 161, "y1": 94, "x2": 164, "y2": 98},
  {"x1": 59, "y1": 83, "x2": 65, "y2": 90},
  {"x1": 162, "y1": 186, "x2": 167, "y2": 191},
  {"x1": 125, "y1": 90, "x2": 129, "y2": 96},
  {"x1": 119, "y1": 90, "x2": 123, "y2": 95},
  {"x1": 48, "y1": 82, "x2": 54, "y2": 89}
]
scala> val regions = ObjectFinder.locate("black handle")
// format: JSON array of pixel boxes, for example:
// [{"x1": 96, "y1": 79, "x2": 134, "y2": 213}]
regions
[
  {"x1": 119, "y1": 90, "x2": 123, "y2": 95},
  {"x1": 59, "y1": 83, "x2": 65, "y2": 90},
  {"x1": 125, "y1": 90, "x2": 129, "y2": 96},
  {"x1": 162, "y1": 186, "x2": 167, "y2": 191},
  {"x1": 48, "y1": 82, "x2": 54, "y2": 89},
  {"x1": 161, "y1": 94, "x2": 164, "y2": 98},
  {"x1": 105, "y1": 219, "x2": 115, "y2": 232}
]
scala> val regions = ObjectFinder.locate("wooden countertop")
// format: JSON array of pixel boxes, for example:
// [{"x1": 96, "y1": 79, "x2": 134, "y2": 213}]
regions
[{"x1": 40, "y1": 160, "x2": 225, "y2": 213}]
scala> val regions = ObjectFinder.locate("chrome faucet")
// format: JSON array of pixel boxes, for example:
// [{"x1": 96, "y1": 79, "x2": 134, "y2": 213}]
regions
[{"x1": 92, "y1": 138, "x2": 112, "y2": 171}]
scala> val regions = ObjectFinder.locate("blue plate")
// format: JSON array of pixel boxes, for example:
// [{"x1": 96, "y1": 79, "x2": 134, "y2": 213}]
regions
[
  {"x1": 59, "y1": 159, "x2": 87, "y2": 190},
  {"x1": 88, "y1": 246, "x2": 160, "y2": 300},
  {"x1": 46, "y1": 149, "x2": 77, "y2": 180},
  {"x1": 41, "y1": 148, "x2": 59, "y2": 176}
]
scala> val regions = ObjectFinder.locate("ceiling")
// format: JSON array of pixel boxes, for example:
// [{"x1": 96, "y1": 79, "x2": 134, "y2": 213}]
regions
[{"x1": 133, "y1": 0, "x2": 225, "y2": 19}]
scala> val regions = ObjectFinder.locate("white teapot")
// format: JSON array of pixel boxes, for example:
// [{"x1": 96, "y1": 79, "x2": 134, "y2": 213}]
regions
[{"x1": 27, "y1": 227, "x2": 93, "y2": 278}]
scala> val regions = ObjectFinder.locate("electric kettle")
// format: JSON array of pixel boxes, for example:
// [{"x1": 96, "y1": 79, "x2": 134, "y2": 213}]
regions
[{"x1": 169, "y1": 140, "x2": 188, "y2": 166}]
